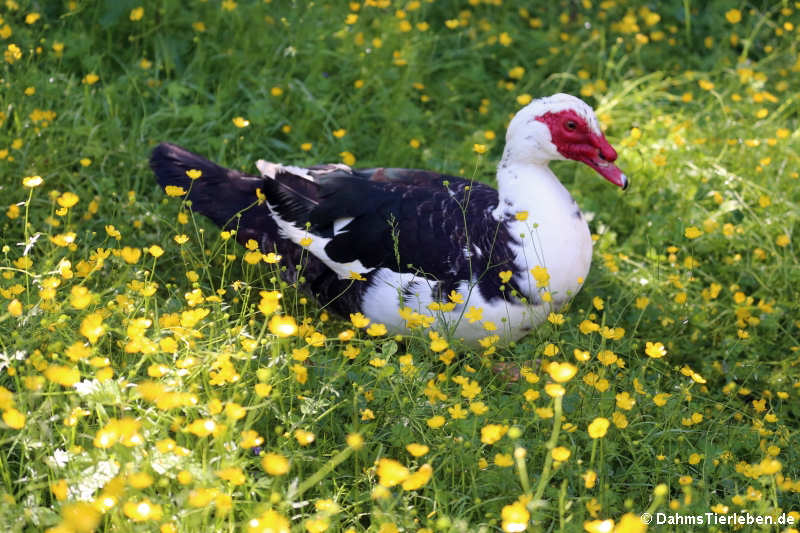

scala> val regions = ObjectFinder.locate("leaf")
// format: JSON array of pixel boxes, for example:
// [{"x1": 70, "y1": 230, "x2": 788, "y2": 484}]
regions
[{"x1": 381, "y1": 340, "x2": 398, "y2": 358}]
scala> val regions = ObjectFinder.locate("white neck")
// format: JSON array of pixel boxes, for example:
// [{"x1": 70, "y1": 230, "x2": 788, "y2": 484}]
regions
[
  {"x1": 492, "y1": 155, "x2": 571, "y2": 222},
  {"x1": 491, "y1": 154, "x2": 593, "y2": 308}
]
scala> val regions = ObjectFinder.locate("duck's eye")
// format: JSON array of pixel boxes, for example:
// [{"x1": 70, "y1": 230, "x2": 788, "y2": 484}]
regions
[{"x1": 565, "y1": 120, "x2": 577, "y2": 131}]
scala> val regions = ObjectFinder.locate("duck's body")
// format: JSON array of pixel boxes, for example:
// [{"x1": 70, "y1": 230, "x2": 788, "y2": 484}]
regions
[{"x1": 151, "y1": 94, "x2": 626, "y2": 345}]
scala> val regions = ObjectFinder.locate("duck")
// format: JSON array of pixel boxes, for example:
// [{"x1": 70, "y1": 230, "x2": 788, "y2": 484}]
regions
[{"x1": 150, "y1": 93, "x2": 627, "y2": 346}]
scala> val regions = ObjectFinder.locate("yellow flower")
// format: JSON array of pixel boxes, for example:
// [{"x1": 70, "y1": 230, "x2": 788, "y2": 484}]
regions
[
  {"x1": 402, "y1": 463, "x2": 432, "y2": 490},
  {"x1": 57, "y1": 192, "x2": 80, "y2": 208},
  {"x1": 148, "y1": 244, "x2": 164, "y2": 258},
  {"x1": 366, "y1": 323, "x2": 387, "y2": 336},
  {"x1": 248, "y1": 510, "x2": 290, "y2": 533},
  {"x1": 254, "y1": 383, "x2": 272, "y2": 397},
  {"x1": 350, "y1": 312, "x2": 370, "y2": 328},
  {"x1": 270, "y1": 86, "x2": 283, "y2": 97},
  {"x1": 530, "y1": 265, "x2": 550, "y2": 286},
  {"x1": 333, "y1": 128, "x2": 347, "y2": 138},
  {"x1": 22, "y1": 175, "x2": 43, "y2": 188},
  {"x1": 583, "y1": 469, "x2": 597, "y2": 488},
  {"x1": 347, "y1": 433, "x2": 364, "y2": 450},
  {"x1": 544, "y1": 383, "x2": 565, "y2": 397},
  {"x1": 5, "y1": 44, "x2": 22, "y2": 64},
  {"x1": 499, "y1": 270, "x2": 513, "y2": 283},
  {"x1": 51, "y1": 479, "x2": 68, "y2": 500},
  {"x1": 583, "y1": 519, "x2": 614, "y2": 533},
  {"x1": 295, "y1": 429, "x2": 315, "y2": 446},
  {"x1": 473, "y1": 143, "x2": 488, "y2": 154},
  {"x1": 299, "y1": 236, "x2": 313, "y2": 247},
  {"x1": 551, "y1": 446, "x2": 571, "y2": 461},
  {"x1": 186, "y1": 419, "x2": 218, "y2": 438},
  {"x1": 645, "y1": 341, "x2": 667, "y2": 358},
  {"x1": 501, "y1": 501, "x2": 529, "y2": 533},
  {"x1": 262, "y1": 452, "x2": 290, "y2": 475},
  {"x1": 70, "y1": 286, "x2": 93, "y2": 309},
  {"x1": 514, "y1": 210, "x2": 528, "y2": 221},
  {"x1": 480, "y1": 424, "x2": 508, "y2": 445},
  {"x1": 426, "y1": 415, "x2": 445, "y2": 429},
  {"x1": 516, "y1": 93, "x2": 532, "y2": 106},
  {"x1": 684, "y1": 226, "x2": 703, "y2": 239},
  {"x1": 547, "y1": 361, "x2": 578, "y2": 382},
  {"x1": 2, "y1": 408, "x2": 25, "y2": 429},
  {"x1": 7, "y1": 299, "x2": 22, "y2": 316},
  {"x1": 129, "y1": 7, "x2": 144, "y2": 21},
  {"x1": 429, "y1": 331, "x2": 448, "y2": 352},
  {"x1": 120, "y1": 246, "x2": 142, "y2": 264},
  {"x1": 725, "y1": 9, "x2": 742, "y2": 24},
  {"x1": 508, "y1": 66, "x2": 525, "y2": 79},
  {"x1": 291, "y1": 363, "x2": 308, "y2": 384},
  {"x1": 268, "y1": 315, "x2": 297, "y2": 337},
  {"x1": 464, "y1": 306, "x2": 483, "y2": 323},
  {"x1": 83, "y1": 73, "x2": 99, "y2": 85},
  {"x1": 406, "y1": 443, "x2": 429, "y2": 457},
  {"x1": 615, "y1": 391, "x2": 636, "y2": 410},
  {"x1": 653, "y1": 393, "x2": 671, "y2": 406},
  {"x1": 494, "y1": 453, "x2": 514, "y2": 467},
  {"x1": 61, "y1": 502, "x2": 102, "y2": 532},
  {"x1": 123, "y1": 498, "x2": 163, "y2": 521},
  {"x1": 340, "y1": 151, "x2": 356, "y2": 166},
  {"x1": 80, "y1": 312, "x2": 105, "y2": 344},
  {"x1": 300, "y1": 142, "x2": 313, "y2": 151},
  {"x1": 776, "y1": 234, "x2": 790, "y2": 247},
  {"x1": 587, "y1": 417, "x2": 610, "y2": 439},
  {"x1": 232, "y1": 116, "x2": 250, "y2": 128},
  {"x1": 186, "y1": 169, "x2": 202, "y2": 180},
  {"x1": 376, "y1": 458, "x2": 409, "y2": 487}
]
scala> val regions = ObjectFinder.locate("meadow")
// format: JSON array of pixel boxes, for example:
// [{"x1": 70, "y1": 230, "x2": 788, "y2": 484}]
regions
[{"x1": 1, "y1": 0, "x2": 799, "y2": 531}]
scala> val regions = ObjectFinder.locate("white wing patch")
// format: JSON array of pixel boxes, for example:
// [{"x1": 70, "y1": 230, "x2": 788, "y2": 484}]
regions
[
  {"x1": 333, "y1": 217, "x2": 354, "y2": 236},
  {"x1": 266, "y1": 202, "x2": 371, "y2": 278},
  {"x1": 256, "y1": 160, "x2": 314, "y2": 181}
]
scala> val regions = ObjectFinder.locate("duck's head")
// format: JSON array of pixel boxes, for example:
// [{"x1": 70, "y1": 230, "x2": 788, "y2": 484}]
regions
[{"x1": 505, "y1": 93, "x2": 628, "y2": 190}]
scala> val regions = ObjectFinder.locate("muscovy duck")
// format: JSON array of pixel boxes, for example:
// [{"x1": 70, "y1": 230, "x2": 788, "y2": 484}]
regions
[{"x1": 150, "y1": 93, "x2": 627, "y2": 345}]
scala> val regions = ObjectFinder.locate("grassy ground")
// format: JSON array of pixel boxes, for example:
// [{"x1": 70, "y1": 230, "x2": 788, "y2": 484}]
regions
[{"x1": 1, "y1": 1, "x2": 799, "y2": 532}]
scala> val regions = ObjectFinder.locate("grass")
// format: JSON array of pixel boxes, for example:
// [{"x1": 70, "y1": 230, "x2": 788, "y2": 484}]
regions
[{"x1": 1, "y1": 0, "x2": 799, "y2": 532}]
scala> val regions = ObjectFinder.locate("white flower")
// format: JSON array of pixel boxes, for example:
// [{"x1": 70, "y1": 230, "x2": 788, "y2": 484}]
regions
[
  {"x1": 73, "y1": 379, "x2": 101, "y2": 396},
  {"x1": 47, "y1": 448, "x2": 71, "y2": 469}
]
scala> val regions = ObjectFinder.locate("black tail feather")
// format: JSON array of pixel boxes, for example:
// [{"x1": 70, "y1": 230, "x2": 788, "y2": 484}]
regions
[{"x1": 149, "y1": 142, "x2": 264, "y2": 229}]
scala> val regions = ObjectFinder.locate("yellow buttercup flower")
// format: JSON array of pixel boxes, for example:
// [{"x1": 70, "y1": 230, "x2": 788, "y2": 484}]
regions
[
  {"x1": 23, "y1": 175, "x2": 43, "y2": 188},
  {"x1": 725, "y1": 9, "x2": 742, "y2": 24},
  {"x1": 587, "y1": 417, "x2": 610, "y2": 439},
  {"x1": 376, "y1": 458, "x2": 409, "y2": 487},
  {"x1": 645, "y1": 341, "x2": 667, "y2": 358}
]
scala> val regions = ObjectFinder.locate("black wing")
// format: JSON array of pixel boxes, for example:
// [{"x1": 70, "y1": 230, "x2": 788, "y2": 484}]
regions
[{"x1": 263, "y1": 165, "x2": 518, "y2": 287}]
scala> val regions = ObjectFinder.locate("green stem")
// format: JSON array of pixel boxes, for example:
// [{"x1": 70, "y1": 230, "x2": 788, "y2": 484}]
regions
[
  {"x1": 22, "y1": 188, "x2": 34, "y2": 302},
  {"x1": 291, "y1": 445, "x2": 355, "y2": 500},
  {"x1": 514, "y1": 446, "x2": 531, "y2": 494},
  {"x1": 533, "y1": 394, "x2": 563, "y2": 501}
]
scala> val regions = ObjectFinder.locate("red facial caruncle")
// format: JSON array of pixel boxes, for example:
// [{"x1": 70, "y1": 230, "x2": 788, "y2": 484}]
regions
[{"x1": 536, "y1": 110, "x2": 628, "y2": 190}]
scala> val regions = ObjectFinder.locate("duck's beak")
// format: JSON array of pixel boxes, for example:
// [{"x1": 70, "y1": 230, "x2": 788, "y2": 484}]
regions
[{"x1": 581, "y1": 134, "x2": 629, "y2": 190}]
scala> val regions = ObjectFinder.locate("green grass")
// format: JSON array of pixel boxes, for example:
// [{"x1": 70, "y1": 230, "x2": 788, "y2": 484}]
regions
[{"x1": 1, "y1": 1, "x2": 799, "y2": 532}]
